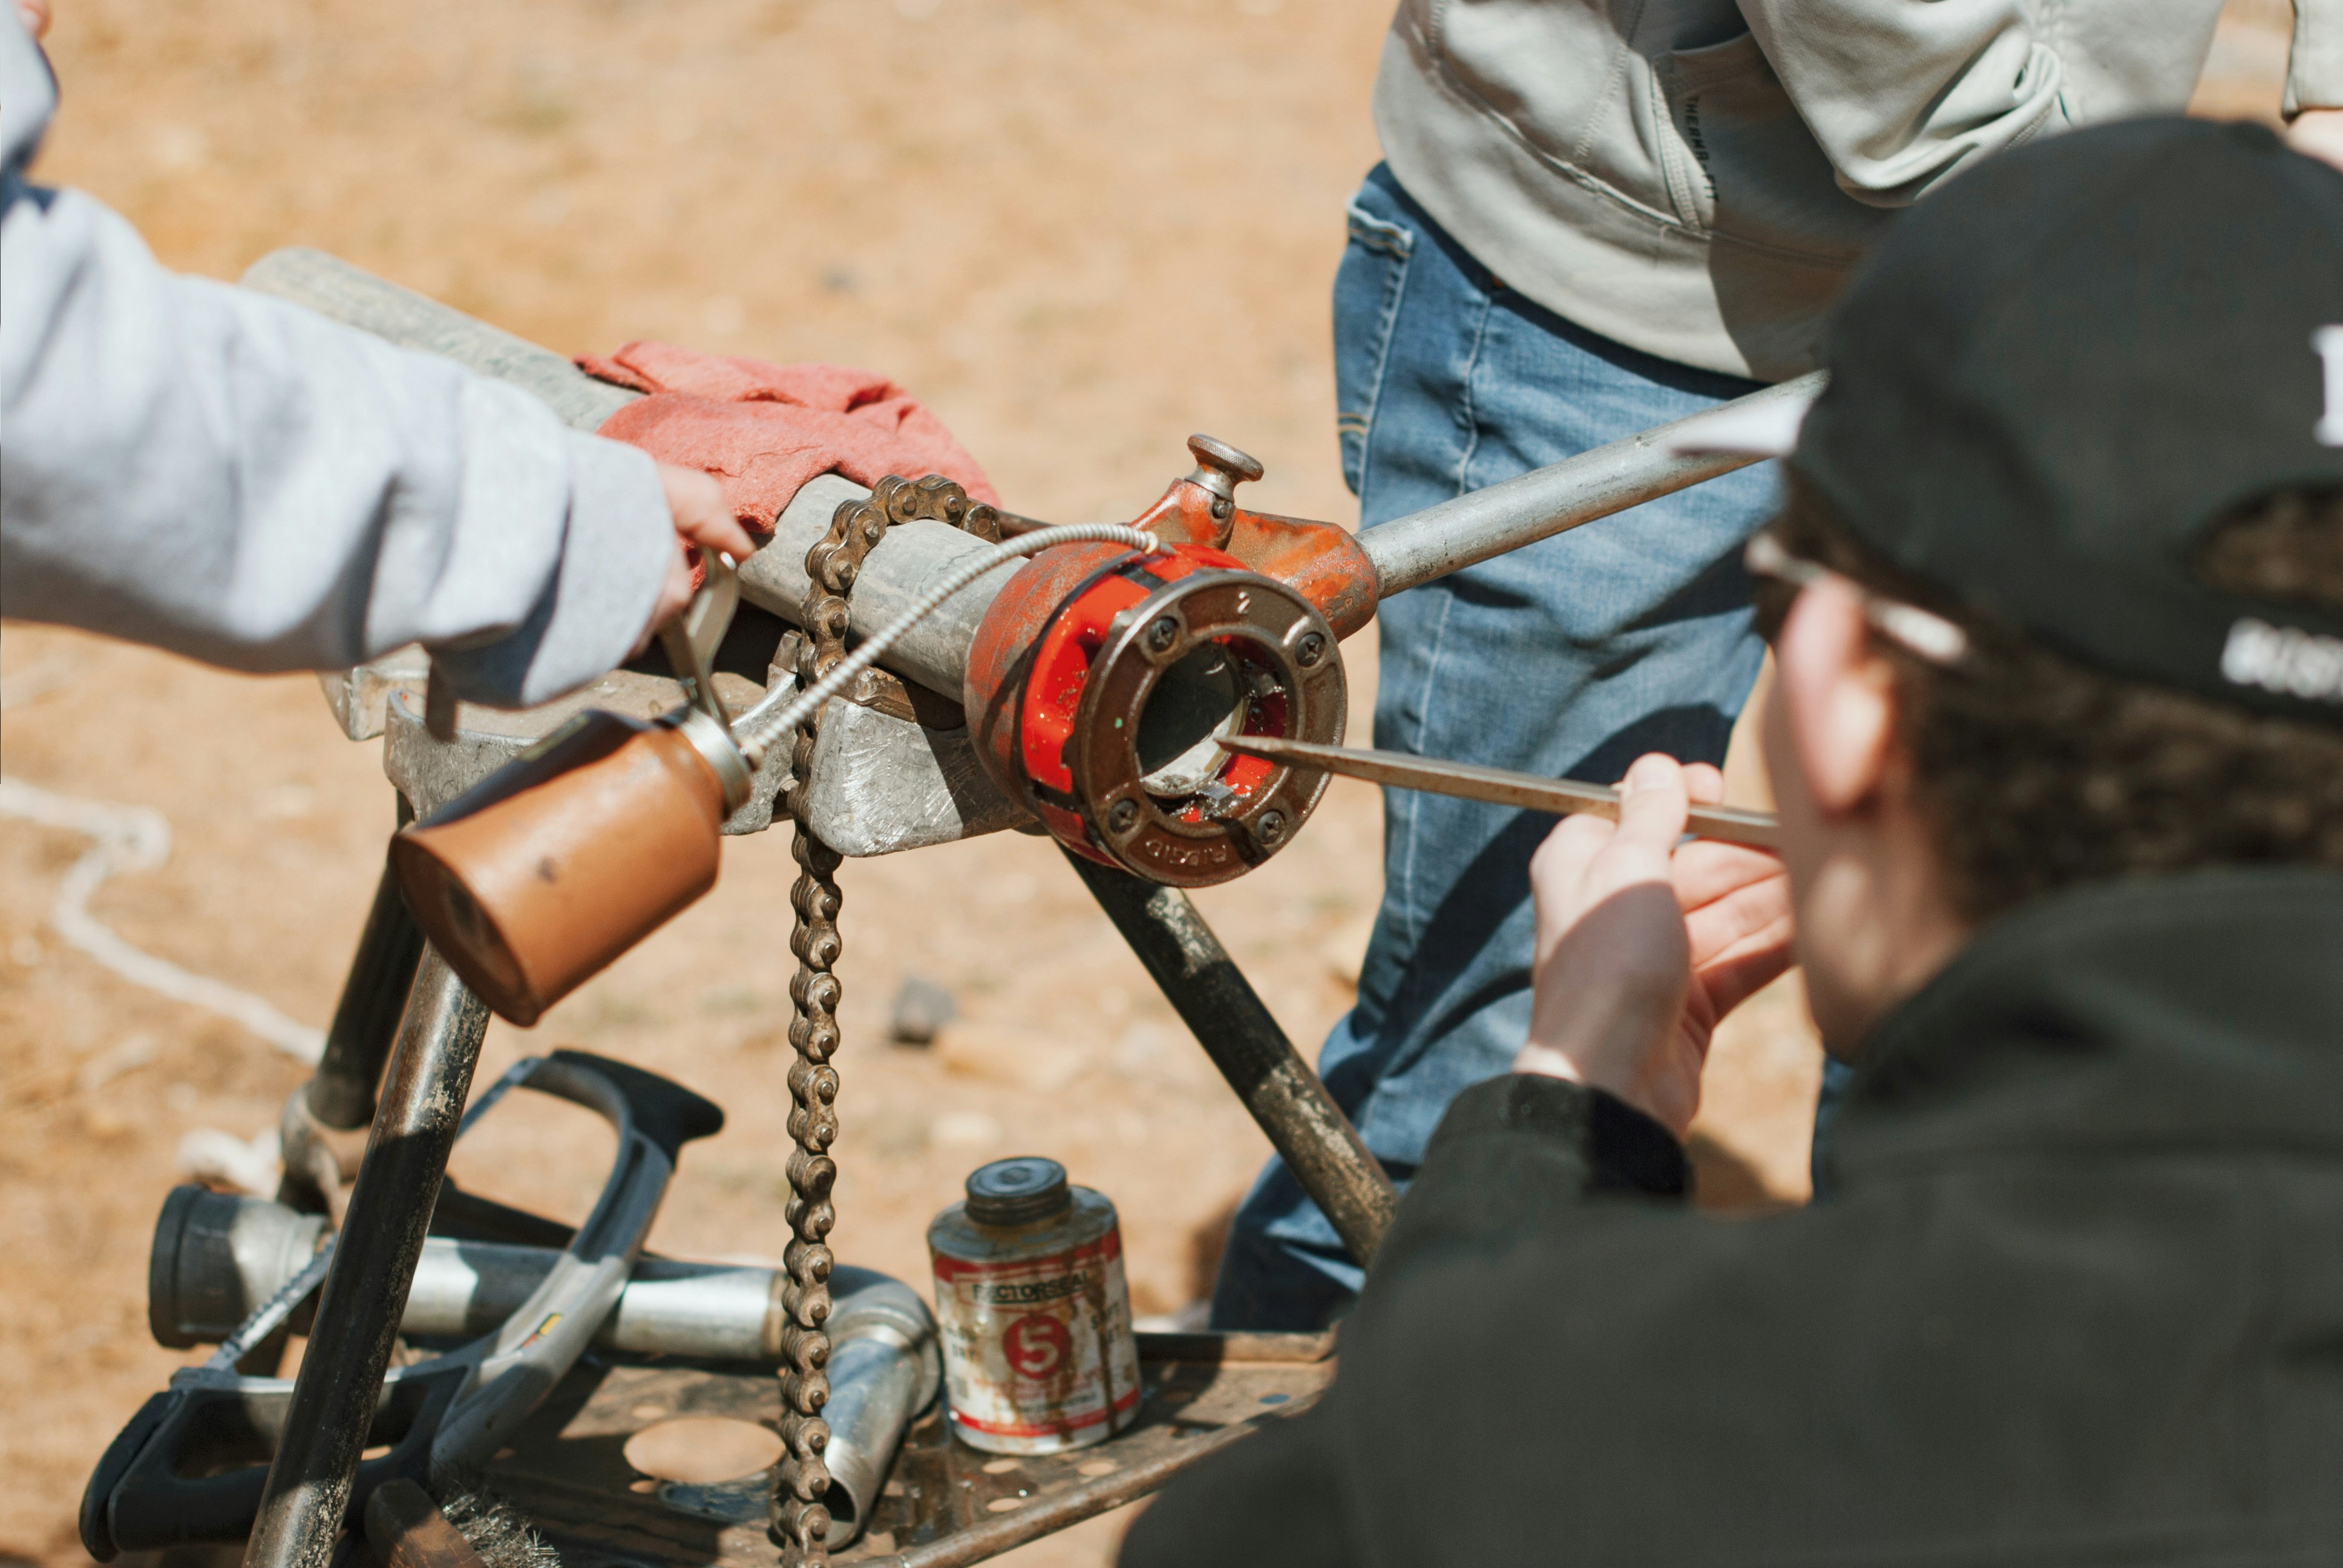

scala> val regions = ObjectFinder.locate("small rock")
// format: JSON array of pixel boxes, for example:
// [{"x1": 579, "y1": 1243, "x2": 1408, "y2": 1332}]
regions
[{"x1": 889, "y1": 975, "x2": 958, "y2": 1045}]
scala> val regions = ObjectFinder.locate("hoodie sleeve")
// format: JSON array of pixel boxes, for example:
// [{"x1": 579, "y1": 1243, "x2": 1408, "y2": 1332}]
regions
[{"x1": 0, "y1": 11, "x2": 673, "y2": 709}]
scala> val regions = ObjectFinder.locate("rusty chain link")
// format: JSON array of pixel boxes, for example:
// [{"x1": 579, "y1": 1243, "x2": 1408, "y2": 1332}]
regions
[{"x1": 772, "y1": 473, "x2": 1003, "y2": 1566}]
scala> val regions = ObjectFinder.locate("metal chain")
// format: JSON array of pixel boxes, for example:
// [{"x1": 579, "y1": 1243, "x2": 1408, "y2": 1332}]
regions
[{"x1": 772, "y1": 473, "x2": 1001, "y2": 1566}]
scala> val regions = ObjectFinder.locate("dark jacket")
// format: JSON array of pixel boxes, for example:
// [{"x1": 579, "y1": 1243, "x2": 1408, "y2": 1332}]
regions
[{"x1": 1124, "y1": 868, "x2": 2343, "y2": 1566}]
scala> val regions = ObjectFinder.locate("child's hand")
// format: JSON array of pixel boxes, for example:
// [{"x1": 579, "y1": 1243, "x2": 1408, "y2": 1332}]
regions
[{"x1": 637, "y1": 464, "x2": 756, "y2": 651}]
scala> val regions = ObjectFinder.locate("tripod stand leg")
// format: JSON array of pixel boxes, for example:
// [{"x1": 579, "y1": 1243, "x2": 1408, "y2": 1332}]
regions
[
  {"x1": 1065, "y1": 853, "x2": 1395, "y2": 1267},
  {"x1": 243, "y1": 950, "x2": 490, "y2": 1568}
]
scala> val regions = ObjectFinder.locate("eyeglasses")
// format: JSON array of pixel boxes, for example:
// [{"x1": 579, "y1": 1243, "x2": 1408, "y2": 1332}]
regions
[{"x1": 1743, "y1": 531, "x2": 1970, "y2": 666}]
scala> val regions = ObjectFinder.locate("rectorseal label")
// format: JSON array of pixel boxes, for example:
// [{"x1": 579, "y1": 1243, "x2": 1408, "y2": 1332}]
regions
[{"x1": 931, "y1": 1230, "x2": 1141, "y2": 1448}]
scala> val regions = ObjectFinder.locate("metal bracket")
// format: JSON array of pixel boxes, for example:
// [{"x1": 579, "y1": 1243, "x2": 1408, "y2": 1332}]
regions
[{"x1": 798, "y1": 697, "x2": 1028, "y2": 856}]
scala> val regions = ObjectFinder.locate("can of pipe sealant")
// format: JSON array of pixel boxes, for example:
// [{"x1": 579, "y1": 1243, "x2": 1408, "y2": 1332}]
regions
[{"x1": 928, "y1": 1157, "x2": 1141, "y2": 1454}]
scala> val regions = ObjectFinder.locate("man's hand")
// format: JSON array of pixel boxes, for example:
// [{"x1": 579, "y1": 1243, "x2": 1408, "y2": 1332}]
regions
[
  {"x1": 2290, "y1": 109, "x2": 2343, "y2": 173},
  {"x1": 1515, "y1": 754, "x2": 1794, "y2": 1137},
  {"x1": 637, "y1": 463, "x2": 756, "y2": 654}
]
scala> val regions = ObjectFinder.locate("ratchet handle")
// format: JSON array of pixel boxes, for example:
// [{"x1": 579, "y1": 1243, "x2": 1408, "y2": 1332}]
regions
[
  {"x1": 546, "y1": 1048, "x2": 724, "y2": 1163},
  {"x1": 78, "y1": 1391, "x2": 174, "y2": 1560},
  {"x1": 80, "y1": 1368, "x2": 464, "y2": 1559}
]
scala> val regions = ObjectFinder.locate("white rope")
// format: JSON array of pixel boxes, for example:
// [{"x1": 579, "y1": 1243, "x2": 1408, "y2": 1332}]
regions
[
  {"x1": 0, "y1": 776, "x2": 326, "y2": 1063},
  {"x1": 178, "y1": 1126, "x2": 286, "y2": 1196},
  {"x1": 729, "y1": 522, "x2": 1171, "y2": 761}
]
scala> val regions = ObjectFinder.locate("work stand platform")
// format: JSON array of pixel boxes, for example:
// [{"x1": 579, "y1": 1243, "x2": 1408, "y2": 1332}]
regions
[
  {"x1": 488, "y1": 1333, "x2": 1332, "y2": 1567},
  {"x1": 139, "y1": 249, "x2": 1401, "y2": 1568}
]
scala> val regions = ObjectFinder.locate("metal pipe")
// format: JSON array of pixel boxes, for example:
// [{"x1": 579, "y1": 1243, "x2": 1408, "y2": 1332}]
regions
[
  {"x1": 407, "y1": 1241, "x2": 770, "y2": 1357},
  {"x1": 1354, "y1": 371, "x2": 1825, "y2": 599},
  {"x1": 240, "y1": 249, "x2": 1815, "y2": 702},
  {"x1": 814, "y1": 1271, "x2": 943, "y2": 1545},
  {"x1": 238, "y1": 249, "x2": 636, "y2": 431},
  {"x1": 304, "y1": 834, "x2": 427, "y2": 1130},
  {"x1": 242, "y1": 951, "x2": 491, "y2": 1568},
  {"x1": 153, "y1": 1192, "x2": 776, "y2": 1359},
  {"x1": 1063, "y1": 852, "x2": 1396, "y2": 1266},
  {"x1": 236, "y1": 250, "x2": 991, "y2": 701}
]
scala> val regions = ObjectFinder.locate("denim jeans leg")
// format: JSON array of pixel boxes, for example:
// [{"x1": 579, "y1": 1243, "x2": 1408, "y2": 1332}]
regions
[
  {"x1": 1810, "y1": 1056, "x2": 1858, "y2": 1196},
  {"x1": 1210, "y1": 165, "x2": 1780, "y2": 1330}
]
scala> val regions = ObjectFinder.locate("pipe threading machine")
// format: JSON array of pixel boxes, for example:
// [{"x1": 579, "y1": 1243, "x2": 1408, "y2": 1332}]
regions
[{"x1": 83, "y1": 247, "x2": 1810, "y2": 1568}]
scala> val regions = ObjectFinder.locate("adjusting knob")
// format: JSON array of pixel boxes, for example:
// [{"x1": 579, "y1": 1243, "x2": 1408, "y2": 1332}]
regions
[{"x1": 1184, "y1": 434, "x2": 1266, "y2": 523}]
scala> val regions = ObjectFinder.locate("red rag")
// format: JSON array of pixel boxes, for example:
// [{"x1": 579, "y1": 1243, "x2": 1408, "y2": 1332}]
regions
[{"x1": 578, "y1": 342, "x2": 1001, "y2": 537}]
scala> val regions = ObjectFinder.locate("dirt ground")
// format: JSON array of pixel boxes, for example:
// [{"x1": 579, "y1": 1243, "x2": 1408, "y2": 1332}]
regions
[{"x1": 0, "y1": 2, "x2": 2293, "y2": 1563}]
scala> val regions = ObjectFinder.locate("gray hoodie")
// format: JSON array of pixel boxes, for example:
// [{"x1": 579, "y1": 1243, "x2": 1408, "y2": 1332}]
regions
[
  {"x1": 1374, "y1": 0, "x2": 2343, "y2": 382},
  {"x1": 0, "y1": 11, "x2": 672, "y2": 708}
]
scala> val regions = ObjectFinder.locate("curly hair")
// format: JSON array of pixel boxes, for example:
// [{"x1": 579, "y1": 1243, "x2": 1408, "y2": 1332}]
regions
[{"x1": 1753, "y1": 478, "x2": 2343, "y2": 925}]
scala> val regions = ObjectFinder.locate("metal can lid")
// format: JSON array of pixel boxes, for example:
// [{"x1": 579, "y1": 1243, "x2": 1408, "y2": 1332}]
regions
[{"x1": 965, "y1": 1157, "x2": 1072, "y2": 1226}]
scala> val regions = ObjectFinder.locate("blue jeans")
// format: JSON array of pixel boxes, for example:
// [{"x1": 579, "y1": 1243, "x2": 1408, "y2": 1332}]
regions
[{"x1": 1210, "y1": 166, "x2": 1778, "y2": 1330}]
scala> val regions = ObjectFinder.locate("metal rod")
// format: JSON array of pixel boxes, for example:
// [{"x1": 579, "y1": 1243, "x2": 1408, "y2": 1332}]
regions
[
  {"x1": 242, "y1": 950, "x2": 491, "y2": 1568},
  {"x1": 1354, "y1": 371, "x2": 1826, "y2": 600},
  {"x1": 305, "y1": 829, "x2": 428, "y2": 1130},
  {"x1": 1064, "y1": 852, "x2": 1395, "y2": 1266},
  {"x1": 1219, "y1": 735, "x2": 1780, "y2": 850}
]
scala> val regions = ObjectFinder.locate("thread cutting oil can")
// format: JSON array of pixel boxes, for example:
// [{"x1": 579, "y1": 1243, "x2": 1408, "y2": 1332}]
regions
[{"x1": 928, "y1": 1157, "x2": 1141, "y2": 1454}]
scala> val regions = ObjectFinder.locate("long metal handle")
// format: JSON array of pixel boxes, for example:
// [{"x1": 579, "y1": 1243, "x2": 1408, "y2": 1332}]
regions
[
  {"x1": 1066, "y1": 852, "x2": 1396, "y2": 1265},
  {"x1": 242, "y1": 950, "x2": 490, "y2": 1568},
  {"x1": 1354, "y1": 371, "x2": 1826, "y2": 599}
]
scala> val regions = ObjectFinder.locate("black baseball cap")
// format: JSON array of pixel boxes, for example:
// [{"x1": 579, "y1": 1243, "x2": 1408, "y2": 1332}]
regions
[{"x1": 1723, "y1": 119, "x2": 2343, "y2": 726}]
